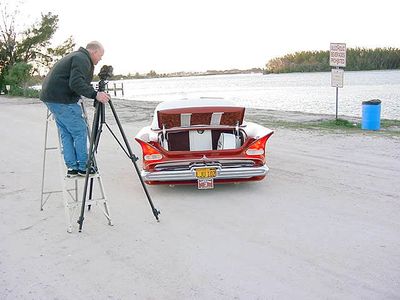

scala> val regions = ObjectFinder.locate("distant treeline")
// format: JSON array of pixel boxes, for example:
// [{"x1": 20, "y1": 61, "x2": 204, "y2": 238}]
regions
[
  {"x1": 93, "y1": 68, "x2": 264, "y2": 81},
  {"x1": 264, "y1": 47, "x2": 400, "y2": 74}
]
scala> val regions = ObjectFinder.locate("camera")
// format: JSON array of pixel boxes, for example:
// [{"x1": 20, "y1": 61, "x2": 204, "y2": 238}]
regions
[
  {"x1": 97, "y1": 65, "x2": 113, "y2": 92},
  {"x1": 98, "y1": 65, "x2": 113, "y2": 81}
]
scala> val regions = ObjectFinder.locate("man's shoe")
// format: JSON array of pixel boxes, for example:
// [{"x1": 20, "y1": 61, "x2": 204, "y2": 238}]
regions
[
  {"x1": 78, "y1": 167, "x2": 97, "y2": 176},
  {"x1": 67, "y1": 169, "x2": 78, "y2": 178}
]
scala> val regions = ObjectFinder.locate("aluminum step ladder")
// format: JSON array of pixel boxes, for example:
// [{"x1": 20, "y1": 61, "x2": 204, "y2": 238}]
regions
[{"x1": 40, "y1": 103, "x2": 112, "y2": 233}]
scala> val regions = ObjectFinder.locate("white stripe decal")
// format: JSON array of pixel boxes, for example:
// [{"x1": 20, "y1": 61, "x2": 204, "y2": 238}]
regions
[
  {"x1": 180, "y1": 113, "x2": 191, "y2": 126},
  {"x1": 210, "y1": 112, "x2": 223, "y2": 125}
]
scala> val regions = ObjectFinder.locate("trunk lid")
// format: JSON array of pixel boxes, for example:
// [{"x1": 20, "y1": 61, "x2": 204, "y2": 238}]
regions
[{"x1": 152, "y1": 99, "x2": 245, "y2": 129}]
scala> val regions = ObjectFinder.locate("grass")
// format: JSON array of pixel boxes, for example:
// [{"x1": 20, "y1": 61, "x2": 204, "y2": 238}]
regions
[
  {"x1": 316, "y1": 118, "x2": 359, "y2": 129},
  {"x1": 381, "y1": 119, "x2": 400, "y2": 128},
  {"x1": 258, "y1": 118, "x2": 359, "y2": 130},
  {"x1": 258, "y1": 117, "x2": 400, "y2": 136}
]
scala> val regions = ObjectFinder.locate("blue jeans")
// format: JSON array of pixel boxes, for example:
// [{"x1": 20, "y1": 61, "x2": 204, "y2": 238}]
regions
[{"x1": 45, "y1": 102, "x2": 88, "y2": 171}]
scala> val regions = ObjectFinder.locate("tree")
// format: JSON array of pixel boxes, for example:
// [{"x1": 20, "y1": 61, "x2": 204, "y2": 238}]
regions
[
  {"x1": 0, "y1": 1, "x2": 74, "y2": 90},
  {"x1": 16, "y1": 13, "x2": 75, "y2": 74},
  {"x1": 147, "y1": 70, "x2": 158, "y2": 78},
  {"x1": 4, "y1": 61, "x2": 31, "y2": 88},
  {"x1": 265, "y1": 48, "x2": 400, "y2": 73}
]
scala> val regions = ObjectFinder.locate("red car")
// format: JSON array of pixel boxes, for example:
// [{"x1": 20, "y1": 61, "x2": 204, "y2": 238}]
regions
[{"x1": 135, "y1": 98, "x2": 273, "y2": 189}]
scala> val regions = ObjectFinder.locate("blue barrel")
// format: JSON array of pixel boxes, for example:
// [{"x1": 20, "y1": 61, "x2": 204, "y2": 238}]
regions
[{"x1": 362, "y1": 99, "x2": 381, "y2": 130}]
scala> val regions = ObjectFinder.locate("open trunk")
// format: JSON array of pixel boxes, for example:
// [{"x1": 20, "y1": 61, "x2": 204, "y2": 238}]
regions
[
  {"x1": 156, "y1": 104, "x2": 246, "y2": 152},
  {"x1": 159, "y1": 128, "x2": 246, "y2": 151}
]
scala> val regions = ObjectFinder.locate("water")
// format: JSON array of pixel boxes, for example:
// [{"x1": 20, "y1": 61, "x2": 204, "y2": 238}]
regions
[{"x1": 114, "y1": 70, "x2": 400, "y2": 120}]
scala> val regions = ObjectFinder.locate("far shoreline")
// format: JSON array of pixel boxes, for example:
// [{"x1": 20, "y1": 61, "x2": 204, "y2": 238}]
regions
[{"x1": 1, "y1": 95, "x2": 399, "y2": 134}]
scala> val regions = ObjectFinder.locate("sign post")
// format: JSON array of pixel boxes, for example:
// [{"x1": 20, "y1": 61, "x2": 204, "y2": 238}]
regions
[{"x1": 330, "y1": 43, "x2": 346, "y2": 120}]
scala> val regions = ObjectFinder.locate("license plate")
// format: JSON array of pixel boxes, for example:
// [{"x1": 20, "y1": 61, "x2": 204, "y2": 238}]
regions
[
  {"x1": 198, "y1": 179, "x2": 214, "y2": 189},
  {"x1": 195, "y1": 168, "x2": 216, "y2": 179}
]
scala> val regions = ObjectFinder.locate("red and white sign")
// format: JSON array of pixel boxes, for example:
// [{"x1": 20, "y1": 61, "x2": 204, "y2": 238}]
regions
[{"x1": 330, "y1": 43, "x2": 347, "y2": 67}]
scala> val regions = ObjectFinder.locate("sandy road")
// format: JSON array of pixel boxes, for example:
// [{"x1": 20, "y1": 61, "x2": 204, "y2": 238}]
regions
[{"x1": 0, "y1": 96, "x2": 399, "y2": 299}]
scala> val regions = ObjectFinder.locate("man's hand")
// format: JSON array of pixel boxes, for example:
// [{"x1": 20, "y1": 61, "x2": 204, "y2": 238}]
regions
[{"x1": 96, "y1": 91, "x2": 111, "y2": 103}]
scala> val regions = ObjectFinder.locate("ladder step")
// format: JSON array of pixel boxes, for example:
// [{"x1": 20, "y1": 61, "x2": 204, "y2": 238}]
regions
[
  {"x1": 42, "y1": 190, "x2": 63, "y2": 195},
  {"x1": 40, "y1": 106, "x2": 112, "y2": 233},
  {"x1": 64, "y1": 173, "x2": 101, "y2": 180}
]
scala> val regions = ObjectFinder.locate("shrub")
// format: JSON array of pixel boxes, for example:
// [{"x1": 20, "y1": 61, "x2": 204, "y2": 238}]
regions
[
  {"x1": 4, "y1": 62, "x2": 32, "y2": 88},
  {"x1": 8, "y1": 86, "x2": 40, "y2": 98}
]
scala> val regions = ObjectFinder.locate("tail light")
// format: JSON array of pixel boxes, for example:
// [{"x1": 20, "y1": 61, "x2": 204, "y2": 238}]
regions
[
  {"x1": 135, "y1": 138, "x2": 163, "y2": 161},
  {"x1": 245, "y1": 133, "x2": 273, "y2": 156}
]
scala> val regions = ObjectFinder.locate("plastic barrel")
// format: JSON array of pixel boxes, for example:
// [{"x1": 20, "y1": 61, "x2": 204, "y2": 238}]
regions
[{"x1": 361, "y1": 99, "x2": 381, "y2": 130}]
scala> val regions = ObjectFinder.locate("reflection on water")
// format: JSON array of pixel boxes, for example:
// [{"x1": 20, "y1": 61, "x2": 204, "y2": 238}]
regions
[{"x1": 115, "y1": 70, "x2": 400, "y2": 120}]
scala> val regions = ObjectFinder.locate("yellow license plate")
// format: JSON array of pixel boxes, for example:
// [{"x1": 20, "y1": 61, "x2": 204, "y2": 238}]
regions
[{"x1": 195, "y1": 168, "x2": 216, "y2": 179}]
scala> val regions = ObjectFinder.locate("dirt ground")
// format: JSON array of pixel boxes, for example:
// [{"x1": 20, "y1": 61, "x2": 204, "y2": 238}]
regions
[{"x1": 1, "y1": 96, "x2": 399, "y2": 299}]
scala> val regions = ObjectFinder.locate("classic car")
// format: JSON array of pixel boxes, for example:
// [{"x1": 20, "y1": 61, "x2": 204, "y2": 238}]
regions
[{"x1": 135, "y1": 98, "x2": 274, "y2": 189}]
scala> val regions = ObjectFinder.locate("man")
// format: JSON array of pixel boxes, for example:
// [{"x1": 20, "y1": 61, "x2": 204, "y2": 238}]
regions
[{"x1": 40, "y1": 41, "x2": 110, "y2": 177}]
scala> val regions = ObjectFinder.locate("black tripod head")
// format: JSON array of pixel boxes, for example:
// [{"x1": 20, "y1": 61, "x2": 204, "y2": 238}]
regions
[
  {"x1": 99, "y1": 65, "x2": 113, "y2": 80},
  {"x1": 98, "y1": 65, "x2": 114, "y2": 91}
]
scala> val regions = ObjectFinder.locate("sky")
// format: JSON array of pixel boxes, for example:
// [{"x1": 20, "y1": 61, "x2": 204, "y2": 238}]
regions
[{"x1": 10, "y1": 0, "x2": 400, "y2": 75}]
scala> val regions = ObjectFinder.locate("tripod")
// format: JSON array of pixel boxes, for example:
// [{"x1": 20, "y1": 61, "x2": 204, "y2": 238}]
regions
[{"x1": 77, "y1": 77, "x2": 160, "y2": 232}]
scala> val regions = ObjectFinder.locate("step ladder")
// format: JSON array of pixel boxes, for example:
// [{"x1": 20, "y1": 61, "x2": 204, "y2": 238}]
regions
[{"x1": 40, "y1": 103, "x2": 113, "y2": 233}]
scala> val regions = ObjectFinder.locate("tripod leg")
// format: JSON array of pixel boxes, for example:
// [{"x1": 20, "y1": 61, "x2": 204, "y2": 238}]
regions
[
  {"x1": 88, "y1": 117, "x2": 103, "y2": 211},
  {"x1": 82, "y1": 102, "x2": 96, "y2": 212},
  {"x1": 78, "y1": 101, "x2": 102, "y2": 231},
  {"x1": 88, "y1": 178, "x2": 94, "y2": 211},
  {"x1": 108, "y1": 100, "x2": 160, "y2": 221}
]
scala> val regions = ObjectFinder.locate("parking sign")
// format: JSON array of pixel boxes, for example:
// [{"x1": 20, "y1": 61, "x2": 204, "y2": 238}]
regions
[{"x1": 330, "y1": 43, "x2": 347, "y2": 67}]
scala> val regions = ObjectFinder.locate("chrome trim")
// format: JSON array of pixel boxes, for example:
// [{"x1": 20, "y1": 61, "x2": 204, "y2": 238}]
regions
[
  {"x1": 142, "y1": 164, "x2": 269, "y2": 181},
  {"x1": 154, "y1": 160, "x2": 255, "y2": 171}
]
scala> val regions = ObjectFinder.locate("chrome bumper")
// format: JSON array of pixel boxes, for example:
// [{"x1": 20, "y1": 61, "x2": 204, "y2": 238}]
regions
[{"x1": 141, "y1": 164, "x2": 269, "y2": 182}]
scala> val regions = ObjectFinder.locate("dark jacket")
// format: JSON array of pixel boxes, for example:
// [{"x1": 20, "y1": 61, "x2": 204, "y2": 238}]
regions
[{"x1": 40, "y1": 47, "x2": 97, "y2": 103}]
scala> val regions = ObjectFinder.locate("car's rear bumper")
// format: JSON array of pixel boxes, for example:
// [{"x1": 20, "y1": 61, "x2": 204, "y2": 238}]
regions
[{"x1": 141, "y1": 164, "x2": 269, "y2": 182}]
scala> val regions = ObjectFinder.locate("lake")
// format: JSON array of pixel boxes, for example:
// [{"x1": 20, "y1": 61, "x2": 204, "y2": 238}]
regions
[{"x1": 113, "y1": 70, "x2": 400, "y2": 120}]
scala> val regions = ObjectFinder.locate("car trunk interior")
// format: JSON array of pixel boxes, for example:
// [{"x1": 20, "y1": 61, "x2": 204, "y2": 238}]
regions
[
  {"x1": 157, "y1": 106, "x2": 246, "y2": 152},
  {"x1": 159, "y1": 128, "x2": 246, "y2": 151}
]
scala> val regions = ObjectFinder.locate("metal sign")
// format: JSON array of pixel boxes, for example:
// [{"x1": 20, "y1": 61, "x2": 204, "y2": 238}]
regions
[
  {"x1": 330, "y1": 43, "x2": 347, "y2": 67},
  {"x1": 331, "y1": 68, "x2": 344, "y2": 88}
]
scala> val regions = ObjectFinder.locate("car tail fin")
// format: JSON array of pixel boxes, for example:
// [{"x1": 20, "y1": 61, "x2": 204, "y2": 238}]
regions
[
  {"x1": 245, "y1": 132, "x2": 273, "y2": 156},
  {"x1": 135, "y1": 138, "x2": 163, "y2": 161}
]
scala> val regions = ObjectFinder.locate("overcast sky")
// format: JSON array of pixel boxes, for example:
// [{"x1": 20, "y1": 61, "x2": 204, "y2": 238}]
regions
[{"x1": 13, "y1": 0, "x2": 400, "y2": 75}]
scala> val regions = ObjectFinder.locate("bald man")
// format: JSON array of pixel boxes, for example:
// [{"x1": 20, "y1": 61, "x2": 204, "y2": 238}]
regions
[{"x1": 40, "y1": 41, "x2": 110, "y2": 177}]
